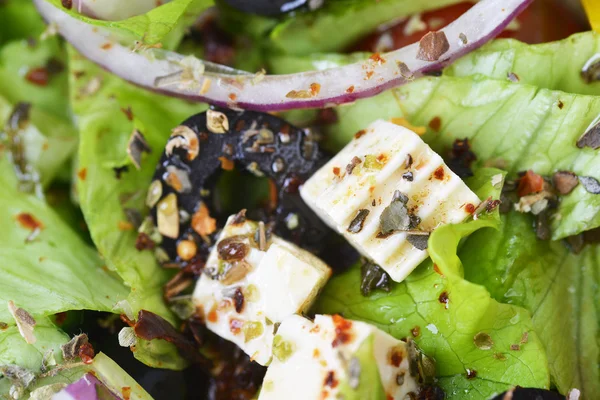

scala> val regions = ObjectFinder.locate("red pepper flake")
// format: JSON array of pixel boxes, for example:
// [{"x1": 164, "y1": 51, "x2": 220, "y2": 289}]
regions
[
  {"x1": 230, "y1": 318, "x2": 243, "y2": 334},
  {"x1": 61, "y1": 0, "x2": 72, "y2": 9},
  {"x1": 428, "y1": 116, "x2": 442, "y2": 132},
  {"x1": 283, "y1": 175, "x2": 303, "y2": 194},
  {"x1": 192, "y1": 203, "x2": 217, "y2": 236},
  {"x1": 25, "y1": 67, "x2": 49, "y2": 86},
  {"x1": 389, "y1": 348, "x2": 403, "y2": 367},
  {"x1": 77, "y1": 167, "x2": 87, "y2": 181},
  {"x1": 346, "y1": 85, "x2": 355, "y2": 94},
  {"x1": 465, "y1": 203, "x2": 476, "y2": 214},
  {"x1": 433, "y1": 263, "x2": 442, "y2": 275},
  {"x1": 228, "y1": 93, "x2": 237, "y2": 101},
  {"x1": 517, "y1": 170, "x2": 544, "y2": 197},
  {"x1": 120, "y1": 106, "x2": 134, "y2": 121},
  {"x1": 369, "y1": 53, "x2": 386, "y2": 64},
  {"x1": 310, "y1": 83, "x2": 321, "y2": 96},
  {"x1": 16, "y1": 213, "x2": 44, "y2": 231},
  {"x1": 54, "y1": 312, "x2": 68, "y2": 325},
  {"x1": 207, "y1": 308, "x2": 218, "y2": 323},
  {"x1": 118, "y1": 221, "x2": 134, "y2": 231},
  {"x1": 411, "y1": 326, "x2": 420, "y2": 337},
  {"x1": 101, "y1": 42, "x2": 113, "y2": 50},
  {"x1": 316, "y1": 108, "x2": 338, "y2": 125},
  {"x1": 324, "y1": 371, "x2": 338, "y2": 388},
  {"x1": 365, "y1": 71, "x2": 374, "y2": 80},
  {"x1": 135, "y1": 233, "x2": 155, "y2": 251},
  {"x1": 438, "y1": 291, "x2": 449, "y2": 309},
  {"x1": 354, "y1": 129, "x2": 367, "y2": 139},
  {"x1": 121, "y1": 387, "x2": 131, "y2": 400},
  {"x1": 268, "y1": 179, "x2": 278, "y2": 211},
  {"x1": 466, "y1": 369, "x2": 477, "y2": 379},
  {"x1": 332, "y1": 166, "x2": 341, "y2": 176},
  {"x1": 331, "y1": 314, "x2": 353, "y2": 347},
  {"x1": 78, "y1": 342, "x2": 95, "y2": 364},
  {"x1": 433, "y1": 166, "x2": 445, "y2": 180},
  {"x1": 416, "y1": 31, "x2": 450, "y2": 62},
  {"x1": 218, "y1": 156, "x2": 234, "y2": 171}
]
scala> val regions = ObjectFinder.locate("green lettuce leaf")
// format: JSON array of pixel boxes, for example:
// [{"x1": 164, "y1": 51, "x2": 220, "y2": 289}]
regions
[
  {"x1": 0, "y1": 0, "x2": 48, "y2": 46},
  {"x1": 69, "y1": 46, "x2": 205, "y2": 369},
  {"x1": 44, "y1": 0, "x2": 212, "y2": 46},
  {"x1": 0, "y1": 95, "x2": 78, "y2": 187},
  {"x1": 459, "y1": 211, "x2": 600, "y2": 396},
  {"x1": 326, "y1": 76, "x2": 600, "y2": 239},
  {"x1": 0, "y1": 320, "x2": 152, "y2": 399},
  {"x1": 0, "y1": 24, "x2": 70, "y2": 121},
  {"x1": 445, "y1": 32, "x2": 600, "y2": 95},
  {"x1": 0, "y1": 318, "x2": 69, "y2": 372},
  {"x1": 315, "y1": 169, "x2": 550, "y2": 399},
  {"x1": 268, "y1": 0, "x2": 462, "y2": 55},
  {"x1": 0, "y1": 0, "x2": 78, "y2": 186},
  {"x1": 0, "y1": 156, "x2": 129, "y2": 324}
]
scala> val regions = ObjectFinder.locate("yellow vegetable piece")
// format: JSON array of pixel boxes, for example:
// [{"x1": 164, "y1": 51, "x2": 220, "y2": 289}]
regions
[{"x1": 583, "y1": 0, "x2": 600, "y2": 32}]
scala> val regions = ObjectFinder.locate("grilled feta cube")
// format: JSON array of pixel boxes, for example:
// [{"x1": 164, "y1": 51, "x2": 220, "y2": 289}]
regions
[
  {"x1": 259, "y1": 314, "x2": 430, "y2": 400},
  {"x1": 192, "y1": 214, "x2": 332, "y2": 365},
  {"x1": 300, "y1": 120, "x2": 480, "y2": 282}
]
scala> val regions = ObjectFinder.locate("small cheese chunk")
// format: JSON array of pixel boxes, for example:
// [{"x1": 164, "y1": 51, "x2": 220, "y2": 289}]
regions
[
  {"x1": 300, "y1": 120, "x2": 480, "y2": 282},
  {"x1": 259, "y1": 314, "x2": 424, "y2": 400},
  {"x1": 192, "y1": 215, "x2": 331, "y2": 365}
]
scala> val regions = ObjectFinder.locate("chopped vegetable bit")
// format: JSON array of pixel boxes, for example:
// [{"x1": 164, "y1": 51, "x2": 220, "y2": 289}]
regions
[{"x1": 517, "y1": 170, "x2": 545, "y2": 197}]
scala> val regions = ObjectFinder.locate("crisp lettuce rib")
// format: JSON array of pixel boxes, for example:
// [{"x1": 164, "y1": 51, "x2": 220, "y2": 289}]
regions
[{"x1": 315, "y1": 168, "x2": 551, "y2": 399}]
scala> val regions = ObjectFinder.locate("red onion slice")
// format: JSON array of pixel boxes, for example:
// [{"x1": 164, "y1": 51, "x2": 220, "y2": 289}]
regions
[
  {"x1": 35, "y1": 0, "x2": 532, "y2": 111},
  {"x1": 53, "y1": 373, "x2": 120, "y2": 400},
  {"x1": 71, "y1": 0, "x2": 161, "y2": 20}
]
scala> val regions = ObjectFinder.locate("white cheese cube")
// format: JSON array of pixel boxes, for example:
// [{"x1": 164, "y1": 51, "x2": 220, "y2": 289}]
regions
[
  {"x1": 259, "y1": 314, "x2": 423, "y2": 400},
  {"x1": 192, "y1": 215, "x2": 332, "y2": 365},
  {"x1": 300, "y1": 120, "x2": 480, "y2": 282}
]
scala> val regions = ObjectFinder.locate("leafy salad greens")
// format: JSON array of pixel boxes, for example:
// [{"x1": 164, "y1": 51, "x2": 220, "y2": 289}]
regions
[{"x1": 0, "y1": 0, "x2": 598, "y2": 399}]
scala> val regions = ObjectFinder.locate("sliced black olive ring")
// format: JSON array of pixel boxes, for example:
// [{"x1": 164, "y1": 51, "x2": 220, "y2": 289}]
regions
[{"x1": 148, "y1": 107, "x2": 333, "y2": 268}]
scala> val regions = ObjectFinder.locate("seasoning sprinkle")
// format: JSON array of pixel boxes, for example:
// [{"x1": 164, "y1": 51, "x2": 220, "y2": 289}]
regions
[
  {"x1": 346, "y1": 156, "x2": 362, "y2": 175},
  {"x1": 416, "y1": 31, "x2": 450, "y2": 62},
  {"x1": 577, "y1": 118, "x2": 600, "y2": 149},
  {"x1": 579, "y1": 176, "x2": 600, "y2": 194},
  {"x1": 206, "y1": 109, "x2": 229, "y2": 134},
  {"x1": 407, "y1": 234, "x2": 429, "y2": 250},
  {"x1": 347, "y1": 209, "x2": 370, "y2": 233},
  {"x1": 473, "y1": 332, "x2": 494, "y2": 350},
  {"x1": 553, "y1": 171, "x2": 579, "y2": 195}
]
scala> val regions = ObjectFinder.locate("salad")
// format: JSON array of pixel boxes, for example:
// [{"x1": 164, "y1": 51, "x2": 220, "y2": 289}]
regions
[{"x1": 0, "y1": 0, "x2": 598, "y2": 399}]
